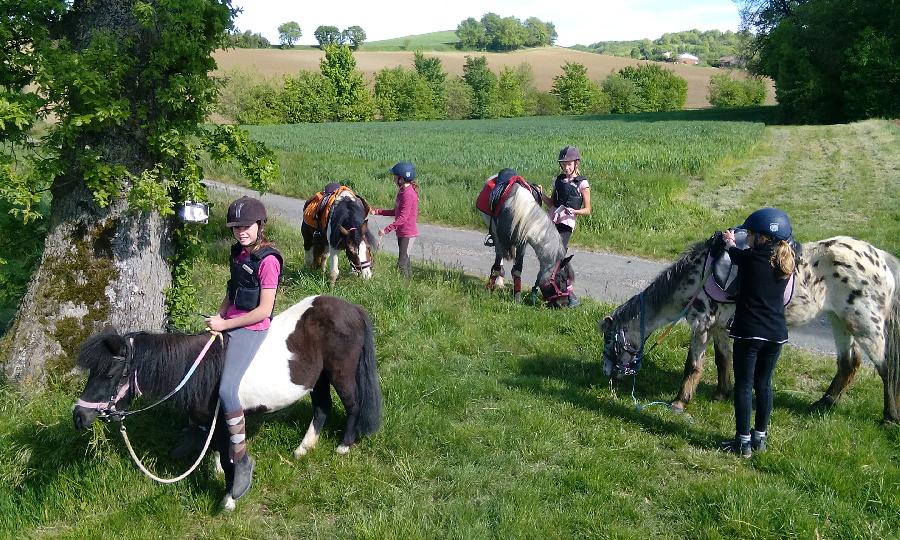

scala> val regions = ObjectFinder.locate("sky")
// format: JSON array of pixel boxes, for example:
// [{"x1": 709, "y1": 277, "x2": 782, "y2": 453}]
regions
[{"x1": 231, "y1": 0, "x2": 742, "y2": 47}]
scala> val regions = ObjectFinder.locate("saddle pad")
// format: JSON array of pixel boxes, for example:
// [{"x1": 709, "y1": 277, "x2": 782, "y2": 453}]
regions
[{"x1": 303, "y1": 186, "x2": 354, "y2": 230}]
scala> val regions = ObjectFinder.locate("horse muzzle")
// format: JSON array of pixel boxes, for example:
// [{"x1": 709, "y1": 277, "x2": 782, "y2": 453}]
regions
[{"x1": 72, "y1": 404, "x2": 100, "y2": 430}]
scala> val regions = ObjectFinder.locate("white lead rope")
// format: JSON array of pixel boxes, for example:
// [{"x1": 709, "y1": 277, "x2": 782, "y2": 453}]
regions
[{"x1": 119, "y1": 399, "x2": 220, "y2": 484}]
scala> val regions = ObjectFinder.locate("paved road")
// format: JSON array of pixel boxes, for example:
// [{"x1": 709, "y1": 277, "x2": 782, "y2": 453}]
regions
[{"x1": 208, "y1": 180, "x2": 835, "y2": 355}]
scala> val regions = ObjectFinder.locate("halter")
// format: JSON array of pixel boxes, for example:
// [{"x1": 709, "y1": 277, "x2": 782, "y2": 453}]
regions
[
  {"x1": 537, "y1": 260, "x2": 572, "y2": 304},
  {"x1": 340, "y1": 226, "x2": 373, "y2": 273}
]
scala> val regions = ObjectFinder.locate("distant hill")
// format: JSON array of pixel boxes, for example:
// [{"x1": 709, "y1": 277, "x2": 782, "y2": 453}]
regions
[
  {"x1": 573, "y1": 29, "x2": 747, "y2": 67},
  {"x1": 359, "y1": 30, "x2": 460, "y2": 52}
]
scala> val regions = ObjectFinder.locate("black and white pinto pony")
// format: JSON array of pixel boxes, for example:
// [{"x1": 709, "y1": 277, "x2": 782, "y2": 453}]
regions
[
  {"x1": 479, "y1": 180, "x2": 575, "y2": 308},
  {"x1": 73, "y1": 295, "x2": 383, "y2": 510},
  {"x1": 302, "y1": 190, "x2": 377, "y2": 284},
  {"x1": 600, "y1": 234, "x2": 900, "y2": 424}
]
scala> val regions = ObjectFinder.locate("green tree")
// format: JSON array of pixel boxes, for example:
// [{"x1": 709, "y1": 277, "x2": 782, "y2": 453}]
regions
[
  {"x1": 551, "y1": 62, "x2": 608, "y2": 115},
  {"x1": 374, "y1": 67, "x2": 438, "y2": 121},
  {"x1": 523, "y1": 17, "x2": 550, "y2": 47},
  {"x1": 342, "y1": 25, "x2": 366, "y2": 50},
  {"x1": 277, "y1": 20, "x2": 301, "y2": 48},
  {"x1": 281, "y1": 71, "x2": 336, "y2": 122},
  {"x1": 225, "y1": 29, "x2": 270, "y2": 48},
  {"x1": 496, "y1": 64, "x2": 538, "y2": 117},
  {"x1": 414, "y1": 51, "x2": 447, "y2": 117},
  {"x1": 462, "y1": 55, "x2": 499, "y2": 119},
  {"x1": 314, "y1": 25, "x2": 341, "y2": 48},
  {"x1": 494, "y1": 16, "x2": 526, "y2": 51},
  {"x1": 320, "y1": 44, "x2": 374, "y2": 121},
  {"x1": 455, "y1": 17, "x2": 484, "y2": 49},
  {"x1": 443, "y1": 77, "x2": 473, "y2": 119},
  {"x1": 0, "y1": 0, "x2": 277, "y2": 385},
  {"x1": 602, "y1": 73, "x2": 642, "y2": 114},
  {"x1": 707, "y1": 73, "x2": 767, "y2": 108},
  {"x1": 617, "y1": 64, "x2": 687, "y2": 112}
]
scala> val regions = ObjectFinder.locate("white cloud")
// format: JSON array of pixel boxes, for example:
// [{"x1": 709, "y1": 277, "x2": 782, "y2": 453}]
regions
[{"x1": 232, "y1": 0, "x2": 740, "y2": 47}]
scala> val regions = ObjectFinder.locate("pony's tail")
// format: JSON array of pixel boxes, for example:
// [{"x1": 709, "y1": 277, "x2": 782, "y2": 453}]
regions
[
  {"x1": 883, "y1": 253, "x2": 900, "y2": 422},
  {"x1": 354, "y1": 309, "x2": 383, "y2": 436}
]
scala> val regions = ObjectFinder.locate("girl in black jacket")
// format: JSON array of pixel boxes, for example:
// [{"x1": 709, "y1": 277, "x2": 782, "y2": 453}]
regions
[{"x1": 720, "y1": 207, "x2": 796, "y2": 457}]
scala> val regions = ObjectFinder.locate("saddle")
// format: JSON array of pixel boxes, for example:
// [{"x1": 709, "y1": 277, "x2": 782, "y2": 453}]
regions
[
  {"x1": 303, "y1": 184, "x2": 355, "y2": 231},
  {"x1": 475, "y1": 175, "x2": 542, "y2": 217},
  {"x1": 703, "y1": 231, "x2": 799, "y2": 305}
]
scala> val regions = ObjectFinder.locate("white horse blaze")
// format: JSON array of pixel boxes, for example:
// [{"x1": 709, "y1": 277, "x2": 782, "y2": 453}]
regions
[
  {"x1": 359, "y1": 239, "x2": 373, "y2": 279},
  {"x1": 237, "y1": 296, "x2": 315, "y2": 412}
]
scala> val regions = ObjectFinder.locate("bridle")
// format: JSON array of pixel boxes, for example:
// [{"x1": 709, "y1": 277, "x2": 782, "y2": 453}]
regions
[
  {"x1": 75, "y1": 333, "x2": 219, "y2": 421},
  {"x1": 537, "y1": 260, "x2": 572, "y2": 305},
  {"x1": 340, "y1": 226, "x2": 373, "y2": 274}
]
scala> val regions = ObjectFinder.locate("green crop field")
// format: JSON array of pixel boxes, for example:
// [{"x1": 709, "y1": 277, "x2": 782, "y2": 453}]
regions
[
  {"x1": 359, "y1": 30, "x2": 460, "y2": 52},
  {"x1": 2, "y1": 211, "x2": 897, "y2": 538},
  {"x1": 205, "y1": 108, "x2": 900, "y2": 258}
]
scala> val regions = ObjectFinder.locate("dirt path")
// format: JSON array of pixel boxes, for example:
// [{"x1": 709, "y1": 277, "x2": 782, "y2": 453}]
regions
[{"x1": 208, "y1": 180, "x2": 835, "y2": 355}]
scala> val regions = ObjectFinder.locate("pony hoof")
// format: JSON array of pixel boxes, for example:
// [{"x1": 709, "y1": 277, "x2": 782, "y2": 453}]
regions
[
  {"x1": 220, "y1": 495, "x2": 236, "y2": 512},
  {"x1": 810, "y1": 397, "x2": 835, "y2": 411},
  {"x1": 336, "y1": 445, "x2": 350, "y2": 455},
  {"x1": 712, "y1": 392, "x2": 729, "y2": 402},
  {"x1": 513, "y1": 292, "x2": 523, "y2": 303},
  {"x1": 293, "y1": 445, "x2": 308, "y2": 459},
  {"x1": 670, "y1": 401, "x2": 686, "y2": 412},
  {"x1": 495, "y1": 278, "x2": 505, "y2": 289}
]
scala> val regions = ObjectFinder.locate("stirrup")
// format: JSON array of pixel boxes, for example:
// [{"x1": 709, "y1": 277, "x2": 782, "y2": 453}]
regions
[{"x1": 483, "y1": 234, "x2": 495, "y2": 247}]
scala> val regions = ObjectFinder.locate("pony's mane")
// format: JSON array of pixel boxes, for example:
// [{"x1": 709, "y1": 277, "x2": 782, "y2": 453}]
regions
[
  {"x1": 130, "y1": 332, "x2": 226, "y2": 411},
  {"x1": 495, "y1": 185, "x2": 566, "y2": 264},
  {"x1": 611, "y1": 238, "x2": 710, "y2": 324}
]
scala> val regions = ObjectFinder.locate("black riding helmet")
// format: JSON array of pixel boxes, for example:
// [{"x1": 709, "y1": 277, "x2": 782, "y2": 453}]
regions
[{"x1": 226, "y1": 196, "x2": 267, "y2": 227}]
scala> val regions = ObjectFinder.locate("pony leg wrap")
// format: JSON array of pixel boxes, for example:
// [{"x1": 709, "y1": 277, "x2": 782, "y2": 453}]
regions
[
  {"x1": 225, "y1": 410, "x2": 247, "y2": 462},
  {"x1": 512, "y1": 270, "x2": 522, "y2": 294},
  {"x1": 488, "y1": 266, "x2": 505, "y2": 288}
]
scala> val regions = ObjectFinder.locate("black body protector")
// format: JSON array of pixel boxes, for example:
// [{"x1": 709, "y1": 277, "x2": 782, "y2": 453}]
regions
[
  {"x1": 552, "y1": 175, "x2": 585, "y2": 210},
  {"x1": 227, "y1": 244, "x2": 283, "y2": 312}
]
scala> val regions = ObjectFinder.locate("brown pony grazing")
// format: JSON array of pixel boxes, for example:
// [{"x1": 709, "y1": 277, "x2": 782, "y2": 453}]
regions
[
  {"x1": 72, "y1": 295, "x2": 383, "y2": 511},
  {"x1": 600, "y1": 235, "x2": 900, "y2": 424}
]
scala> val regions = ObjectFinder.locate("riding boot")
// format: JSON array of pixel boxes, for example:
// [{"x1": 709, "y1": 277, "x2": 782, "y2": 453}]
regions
[{"x1": 226, "y1": 410, "x2": 254, "y2": 499}]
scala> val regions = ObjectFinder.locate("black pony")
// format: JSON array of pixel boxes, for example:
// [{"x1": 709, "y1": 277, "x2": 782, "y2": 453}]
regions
[{"x1": 302, "y1": 187, "x2": 377, "y2": 284}]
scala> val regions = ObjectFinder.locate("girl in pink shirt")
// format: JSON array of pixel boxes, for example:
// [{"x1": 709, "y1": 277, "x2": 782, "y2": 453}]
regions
[
  {"x1": 372, "y1": 161, "x2": 419, "y2": 278},
  {"x1": 205, "y1": 196, "x2": 282, "y2": 501}
]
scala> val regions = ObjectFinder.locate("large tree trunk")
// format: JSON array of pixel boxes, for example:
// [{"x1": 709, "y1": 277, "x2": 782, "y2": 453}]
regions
[{"x1": 2, "y1": 0, "x2": 174, "y2": 386}]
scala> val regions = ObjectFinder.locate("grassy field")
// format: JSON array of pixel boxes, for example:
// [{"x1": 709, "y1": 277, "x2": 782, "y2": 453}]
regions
[
  {"x1": 359, "y1": 30, "x2": 460, "y2": 52},
  {"x1": 204, "y1": 108, "x2": 900, "y2": 259},
  {"x1": 211, "y1": 47, "x2": 774, "y2": 110},
  {"x1": 1, "y1": 209, "x2": 897, "y2": 538}
]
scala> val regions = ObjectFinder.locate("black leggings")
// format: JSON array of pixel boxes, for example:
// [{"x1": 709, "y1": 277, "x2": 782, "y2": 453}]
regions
[
  {"x1": 733, "y1": 338, "x2": 783, "y2": 436},
  {"x1": 556, "y1": 224, "x2": 573, "y2": 249}
]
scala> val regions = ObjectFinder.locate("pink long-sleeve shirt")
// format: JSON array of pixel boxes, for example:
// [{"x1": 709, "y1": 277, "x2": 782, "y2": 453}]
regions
[{"x1": 375, "y1": 185, "x2": 419, "y2": 237}]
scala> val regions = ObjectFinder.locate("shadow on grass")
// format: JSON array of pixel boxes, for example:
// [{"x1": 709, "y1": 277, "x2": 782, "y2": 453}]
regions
[
  {"x1": 507, "y1": 354, "x2": 721, "y2": 448},
  {"x1": 571, "y1": 106, "x2": 784, "y2": 125}
]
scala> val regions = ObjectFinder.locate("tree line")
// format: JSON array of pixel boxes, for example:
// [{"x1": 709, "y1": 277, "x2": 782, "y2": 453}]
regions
[
  {"x1": 215, "y1": 48, "x2": 749, "y2": 125},
  {"x1": 575, "y1": 29, "x2": 749, "y2": 67},
  {"x1": 455, "y1": 13, "x2": 556, "y2": 51}
]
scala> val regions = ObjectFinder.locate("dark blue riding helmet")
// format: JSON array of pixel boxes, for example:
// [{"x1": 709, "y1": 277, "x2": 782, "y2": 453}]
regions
[
  {"x1": 390, "y1": 161, "x2": 416, "y2": 181},
  {"x1": 497, "y1": 168, "x2": 518, "y2": 183},
  {"x1": 740, "y1": 207, "x2": 793, "y2": 241}
]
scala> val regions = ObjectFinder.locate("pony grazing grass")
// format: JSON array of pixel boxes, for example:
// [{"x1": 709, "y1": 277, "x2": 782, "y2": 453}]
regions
[
  {"x1": 72, "y1": 295, "x2": 382, "y2": 511},
  {"x1": 601, "y1": 234, "x2": 900, "y2": 424},
  {"x1": 302, "y1": 188, "x2": 377, "y2": 285}
]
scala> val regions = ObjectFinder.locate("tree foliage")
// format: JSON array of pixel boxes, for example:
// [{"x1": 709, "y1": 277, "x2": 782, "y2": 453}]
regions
[
  {"x1": 707, "y1": 73, "x2": 767, "y2": 108},
  {"x1": 616, "y1": 64, "x2": 687, "y2": 112},
  {"x1": 739, "y1": 0, "x2": 900, "y2": 123},
  {"x1": 342, "y1": 25, "x2": 366, "y2": 50},
  {"x1": 579, "y1": 29, "x2": 749, "y2": 66},
  {"x1": 462, "y1": 55, "x2": 499, "y2": 119},
  {"x1": 314, "y1": 25, "x2": 341, "y2": 48},
  {"x1": 414, "y1": 51, "x2": 447, "y2": 116},
  {"x1": 320, "y1": 45, "x2": 374, "y2": 121},
  {"x1": 374, "y1": 67, "x2": 439, "y2": 121},
  {"x1": 551, "y1": 62, "x2": 608, "y2": 115},
  {"x1": 277, "y1": 21, "x2": 302, "y2": 48},
  {"x1": 455, "y1": 13, "x2": 555, "y2": 51},
  {"x1": 224, "y1": 28, "x2": 270, "y2": 48}
]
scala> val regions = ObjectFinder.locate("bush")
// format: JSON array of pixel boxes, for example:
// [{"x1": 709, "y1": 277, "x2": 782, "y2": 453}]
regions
[
  {"x1": 602, "y1": 73, "x2": 643, "y2": 114},
  {"x1": 617, "y1": 64, "x2": 687, "y2": 112},
  {"x1": 414, "y1": 52, "x2": 447, "y2": 116},
  {"x1": 707, "y1": 73, "x2": 767, "y2": 108},
  {"x1": 551, "y1": 62, "x2": 609, "y2": 115},
  {"x1": 320, "y1": 45, "x2": 374, "y2": 122},
  {"x1": 443, "y1": 77, "x2": 473, "y2": 120},
  {"x1": 281, "y1": 71, "x2": 336, "y2": 122},
  {"x1": 496, "y1": 64, "x2": 537, "y2": 118},
  {"x1": 374, "y1": 67, "x2": 440, "y2": 121},
  {"x1": 462, "y1": 55, "x2": 499, "y2": 119},
  {"x1": 216, "y1": 71, "x2": 283, "y2": 124},
  {"x1": 531, "y1": 91, "x2": 560, "y2": 116}
]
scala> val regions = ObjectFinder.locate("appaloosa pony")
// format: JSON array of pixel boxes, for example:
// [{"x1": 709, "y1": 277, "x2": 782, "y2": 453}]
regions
[
  {"x1": 73, "y1": 295, "x2": 383, "y2": 510},
  {"x1": 600, "y1": 234, "x2": 900, "y2": 424},
  {"x1": 476, "y1": 174, "x2": 575, "y2": 308},
  {"x1": 302, "y1": 185, "x2": 377, "y2": 284}
]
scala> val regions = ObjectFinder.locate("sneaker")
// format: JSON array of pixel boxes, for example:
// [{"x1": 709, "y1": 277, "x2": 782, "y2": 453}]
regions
[
  {"x1": 720, "y1": 437, "x2": 752, "y2": 458},
  {"x1": 751, "y1": 433, "x2": 767, "y2": 453}
]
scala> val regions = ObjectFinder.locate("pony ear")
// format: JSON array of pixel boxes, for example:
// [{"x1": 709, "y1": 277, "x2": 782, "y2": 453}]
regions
[
  {"x1": 599, "y1": 315, "x2": 614, "y2": 332},
  {"x1": 361, "y1": 219, "x2": 369, "y2": 232},
  {"x1": 561, "y1": 254, "x2": 575, "y2": 268},
  {"x1": 339, "y1": 225, "x2": 349, "y2": 236},
  {"x1": 102, "y1": 334, "x2": 127, "y2": 356}
]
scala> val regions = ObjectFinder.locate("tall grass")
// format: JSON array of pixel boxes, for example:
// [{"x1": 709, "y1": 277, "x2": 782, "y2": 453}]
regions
[{"x1": 1, "y1": 212, "x2": 897, "y2": 538}]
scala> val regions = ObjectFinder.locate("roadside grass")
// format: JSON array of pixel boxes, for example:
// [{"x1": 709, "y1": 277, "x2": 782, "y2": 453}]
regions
[
  {"x1": 1, "y1": 214, "x2": 897, "y2": 538},
  {"x1": 204, "y1": 109, "x2": 899, "y2": 259}
]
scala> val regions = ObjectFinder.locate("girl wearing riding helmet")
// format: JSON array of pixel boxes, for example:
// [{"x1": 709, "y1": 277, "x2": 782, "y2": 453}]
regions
[
  {"x1": 371, "y1": 161, "x2": 419, "y2": 278},
  {"x1": 720, "y1": 207, "x2": 795, "y2": 458},
  {"x1": 205, "y1": 196, "x2": 282, "y2": 500},
  {"x1": 538, "y1": 145, "x2": 592, "y2": 249}
]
